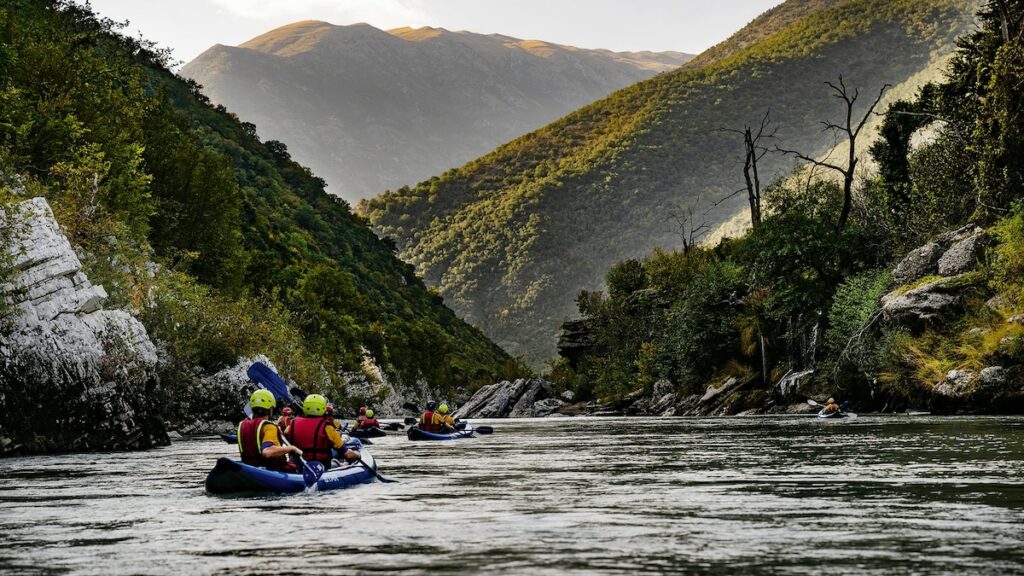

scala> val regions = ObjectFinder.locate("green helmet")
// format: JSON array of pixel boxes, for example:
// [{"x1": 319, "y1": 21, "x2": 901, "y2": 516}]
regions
[
  {"x1": 303, "y1": 394, "x2": 328, "y2": 416},
  {"x1": 249, "y1": 389, "x2": 276, "y2": 410},
  {"x1": 438, "y1": 403, "x2": 449, "y2": 414},
  {"x1": 827, "y1": 397, "x2": 835, "y2": 404},
  {"x1": 365, "y1": 409, "x2": 375, "y2": 418}
]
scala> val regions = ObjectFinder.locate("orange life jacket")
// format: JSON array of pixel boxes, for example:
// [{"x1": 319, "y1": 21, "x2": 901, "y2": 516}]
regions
[
  {"x1": 237, "y1": 417, "x2": 289, "y2": 470},
  {"x1": 286, "y1": 416, "x2": 333, "y2": 465}
]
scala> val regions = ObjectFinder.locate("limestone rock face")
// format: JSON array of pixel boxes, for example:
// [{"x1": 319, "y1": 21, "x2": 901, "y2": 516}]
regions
[
  {"x1": 0, "y1": 198, "x2": 165, "y2": 454},
  {"x1": 934, "y1": 369, "x2": 977, "y2": 398},
  {"x1": 457, "y1": 378, "x2": 557, "y2": 418},
  {"x1": 892, "y1": 242, "x2": 942, "y2": 285},
  {"x1": 881, "y1": 275, "x2": 973, "y2": 322}
]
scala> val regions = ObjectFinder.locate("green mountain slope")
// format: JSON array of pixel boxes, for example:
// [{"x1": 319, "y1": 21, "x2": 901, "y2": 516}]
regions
[
  {"x1": 0, "y1": 1, "x2": 514, "y2": 403},
  {"x1": 361, "y1": 0, "x2": 979, "y2": 365}
]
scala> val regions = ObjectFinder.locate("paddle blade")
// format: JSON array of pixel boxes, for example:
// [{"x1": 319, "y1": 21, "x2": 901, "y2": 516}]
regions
[
  {"x1": 404, "y1": 417, "x2": 418, "y2": 425},
  {"x1": 473, "y1": 426, "x2": 494, "y2": 434},
  {"x1": 303, "y1": 461, "x2": 325, "y2": 487},
  {"x1": 806, "y1": 399, "x2": 820, "y2": 407},
  {"x1": 402, "y1": 402, "x2": 420, "y2": 413},
  {"x1": 247, "y1": 362, "x2": 291, "y2": 404}
]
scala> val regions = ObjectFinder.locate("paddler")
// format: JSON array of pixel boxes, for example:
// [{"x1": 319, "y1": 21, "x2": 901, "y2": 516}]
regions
[
  {"x1": 276, "y1": 406, "x2": 294, "y2": 430},
  {"x1": 357, "y1": 409, "x2": 380, "y2": 430},
  {"x1": 284, "y1": 394, "x2": 360, "y2": 469},
  {"x1": 420, "y1": 401, "x2": 439, "y2": 432},
  {"x1": 237, "y1": 390, "x2": 300, "y2": 472},
  {"x1": 822, "y1": 397, "x2": 841, "y2": 415},
  {"x1": 431, "y1": 404, "x2": 456, "y2": 433}
]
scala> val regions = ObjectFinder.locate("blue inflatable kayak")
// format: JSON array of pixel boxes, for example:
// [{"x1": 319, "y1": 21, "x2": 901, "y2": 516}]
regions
[
  {"x1": 407, "y1": 427, "x2": 475, "y2": 441},
  {"x1": 348, "y1": 427, "x2": 387, "y2": 439},
  {"x1": 205, "y1": 452, "x2": 377, "y2": 494},
  {"x1": 817, "y1": 410, "x2": 848, "y2": 419}
]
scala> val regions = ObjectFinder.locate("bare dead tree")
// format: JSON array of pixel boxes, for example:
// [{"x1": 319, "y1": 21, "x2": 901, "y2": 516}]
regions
[
  {"x1": 716, "y1": 111, "x2": 775, "y2": 230},
  {"x1": 777, "y1": 76, "x2": 890, "y2": 231},
  {"x1": 993, "y1": 0, "x2": 1021, "y2": 43},
  {"x1": 667, "y1": 196, "x2": 710, "y2": 254}
]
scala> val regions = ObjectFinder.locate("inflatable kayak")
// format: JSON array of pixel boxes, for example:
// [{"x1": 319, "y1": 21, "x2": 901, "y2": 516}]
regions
[
  {"x1": 348, "y1": 427, "x2": 387, "y2": 439},
  {"x1": 407, "y1": 427, "x2": 475, "y2": 441},
  {"x1": 817, "y1": 410, "x2": 847, "y2": 419},
  {"x1": 205, "y1": 452, "x2": 377, "y2": 494}
]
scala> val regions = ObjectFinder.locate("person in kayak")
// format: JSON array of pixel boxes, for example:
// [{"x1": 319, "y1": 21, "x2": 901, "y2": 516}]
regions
[
  {"x1": 431, "y1": 404, "x2": 456, "y2": 433},
  {"x1": 237, "y1": 390, "x2": 301, "y2": 472},
  {"x1": 276, "y1": 406, "x2": 294, "y2": 430},
  {"x1": 822, "y1": 397, "x2": 841, "y2": 415},
  {"x1": 285, "y1": 394, "x2": 359, "y2": 468},
  {"x1": 355, "y1": 409, "x2": 380, "y2": 430},
  {"x1": 420, "y1": 401, "x2": 440, "y2": 432}
]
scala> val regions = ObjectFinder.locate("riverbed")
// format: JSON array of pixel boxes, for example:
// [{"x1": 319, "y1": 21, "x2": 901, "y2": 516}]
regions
[{"x1": 1, "y1": 416, "x2": 1022, "y2": 575}]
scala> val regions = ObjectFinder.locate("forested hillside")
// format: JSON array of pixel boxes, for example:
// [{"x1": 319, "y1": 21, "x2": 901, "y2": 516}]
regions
[
  {"x1": 362, "y1": 0, "x2": 980, "y2": 366},
  {"x1": 181, "y1": 22, "x2": 692, "y2": 202},
  {"x1": 553, "y1": 0, "x2": 1024, "y2": 414},
  {"x1": 0, "y1": 0, "x2": 516, "y2": 410}
]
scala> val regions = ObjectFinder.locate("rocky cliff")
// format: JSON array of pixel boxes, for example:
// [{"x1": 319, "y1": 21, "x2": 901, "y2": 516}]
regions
[{"x1": 0, "y1": 198, "x2": 166, "y2": 454}]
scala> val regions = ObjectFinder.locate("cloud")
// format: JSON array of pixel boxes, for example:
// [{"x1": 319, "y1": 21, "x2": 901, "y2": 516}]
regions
[{"x1": 206, "y1": 0, "x2": 431, "y2": 26}]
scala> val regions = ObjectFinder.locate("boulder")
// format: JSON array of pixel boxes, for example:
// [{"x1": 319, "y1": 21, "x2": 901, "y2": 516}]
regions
[
  {"x1": 560, "y1": 389, "x2": 575, "y2": 402},
  {"x1": 937, "y1": 230, "x2": 986, "y2": 276},
  {"x1": 700, "y1": 377, "x2": 739, "y2": 403},
  {"x1": 892, "y1": 242, "x2": 942, "y2": 285},
  {"x1": 532, "y1": 398, "x2": 566, "y2": 417},
  {"x1": 458, "y1": 378, "x2": 554, "y2": 418},
  {"x1": 979, "y1": 366, "x2": 1007, "y2": 388},
  {"x1": 0, "y1": 198, "x2": 165, "y2": 454},
  {"x1": 881, "y1": 274, "x2": 977, "y2": 322},
  {"x1": 933, "y1": 369, "x2": 977, "y2": 398}
]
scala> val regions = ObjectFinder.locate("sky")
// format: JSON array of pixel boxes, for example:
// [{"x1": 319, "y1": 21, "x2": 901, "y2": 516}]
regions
[{"x1": 83, "y1": 0, "x2": 785, "y2": 66}]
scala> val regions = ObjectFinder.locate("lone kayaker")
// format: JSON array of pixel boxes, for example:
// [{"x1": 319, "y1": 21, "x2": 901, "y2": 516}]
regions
[
  {"x1": 237, "y1": 390, "x2": 301, "y2": 472},
  {"x1": 822, "y1": 397, "x2": 841, "y2": 415},
  {"x1": 284, "y1": 394, "x2": 360, "y2": 469}
]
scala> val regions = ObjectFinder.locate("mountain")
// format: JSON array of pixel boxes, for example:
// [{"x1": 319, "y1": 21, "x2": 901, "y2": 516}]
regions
[
  {"x1": 360, "y1": 0, "x2": 981, "y2": 366},
  {"x1": 180, "y1": 22, "x2": 693, "y2": 202},
  {"x1": 0, "y1": 0, "x2": 517, "y2": 429}
]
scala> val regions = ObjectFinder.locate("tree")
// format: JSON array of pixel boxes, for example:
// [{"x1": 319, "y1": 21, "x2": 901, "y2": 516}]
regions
[
  {"x1": 778, "y1": 77, "x2": 890, "y2": 230},
  {"x1": 720, "y1": 111, "x2": 775, "y2": 229}
]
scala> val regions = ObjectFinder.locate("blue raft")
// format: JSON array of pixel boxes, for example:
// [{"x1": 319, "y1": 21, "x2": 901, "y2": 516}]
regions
[
  {"x1": 406, "y1": 427, "x2": 475, "y2": 441},
  {"x1": 348, "y1": 427, "x2": 387, "y2": 439},
  {"x1": 205, "y1": 452, "x2": 377, "y2": 494}
]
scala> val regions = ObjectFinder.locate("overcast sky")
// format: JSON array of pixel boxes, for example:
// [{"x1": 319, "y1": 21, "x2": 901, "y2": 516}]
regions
[{"x1": 83, "y1": 0, "x2": 784, "y2": 66}]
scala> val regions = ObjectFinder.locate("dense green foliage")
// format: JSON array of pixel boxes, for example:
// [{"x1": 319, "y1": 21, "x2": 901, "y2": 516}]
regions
[
  {"x1": 557, "y1": 1, "x2": 1024, "y2": 412},
  {"x1": 0, "y1": 1, "x2": 516, "y2": 404},
  {"x1": 362, "y1": 0, "x2": 978, "y2": 366}
]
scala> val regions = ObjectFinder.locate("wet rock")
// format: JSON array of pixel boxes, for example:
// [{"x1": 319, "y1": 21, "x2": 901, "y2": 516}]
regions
[
  {"x1": 0, "y1": 198, "x2": 165, "y2": 454},
  {"x1": 532, "y1": 398, "x2": 567, "y2": 417},
  {"x1": 560, "y1": 390, "x2": 575, "y2": 402},
  {"x1": 933, "y1": 369, "x2": 977, "y2": 397},
  {"x1": 979, "y1": 366, "x2": 1006, "y2": 388},
  {"x1": 700, "y1": 377, "x2": 739, "y2": 404},
  {"x1": 892, "y1": 242, "x2": 942, "y2": 285},
  {"x1": 458, "y1": 378, "x2": 554, "y2": 418},
  {"x1": 937, "y1": 230, "x2": 987, "y2": 276}
]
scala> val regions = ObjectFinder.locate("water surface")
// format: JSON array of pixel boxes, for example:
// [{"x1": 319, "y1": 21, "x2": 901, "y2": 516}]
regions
[{"x1": 1, "y1": 416, "x2": 1022, "y2": 575}]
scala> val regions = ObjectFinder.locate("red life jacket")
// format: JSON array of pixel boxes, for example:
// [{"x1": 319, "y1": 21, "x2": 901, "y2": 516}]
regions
[
  {"x1": 362, "y1": 417, "x2": 380, "y2": 428},
  {"x1": 421, "y1": 410, "x2": 440, "y2": 432},
  {"x1": 237, "y1": 417, "x2": 289, "y2": 470},
  {"x1": 286, "y1": 416, "x2": 333, "y2": 465}
]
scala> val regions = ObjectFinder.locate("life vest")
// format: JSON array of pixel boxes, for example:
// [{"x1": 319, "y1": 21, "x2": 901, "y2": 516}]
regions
[
  {"x1": 421, "y1": 410, "x2": 440, "y2": 432},
  {"x1": 362, "y1": 417, "x2": 380, "y2": 428},
  {"x1": 277, "y1": 415, "x2": 293, "y2": 429},
  {"x1": 286, "y1": 416, "x2": 333, "y2": 465},
  {"x1": 237, "y1": 417, "x2": 289, "y2": 470}
]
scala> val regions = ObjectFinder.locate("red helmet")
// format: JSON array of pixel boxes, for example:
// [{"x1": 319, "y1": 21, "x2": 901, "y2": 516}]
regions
[
  {"x1": 359, "y1": 406, "x2": 367, "y2": 415},
  {"x1": 325, "y1": 404, "x2": 334, "y2": 415},
  {"x1": 282, "y1": 407, "x2": 293, "y2": 416}
]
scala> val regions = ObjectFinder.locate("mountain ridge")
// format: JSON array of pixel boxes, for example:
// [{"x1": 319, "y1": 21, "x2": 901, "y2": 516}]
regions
[{"x1": 182, "y1": 22, "x2": 693, "y2": 202}]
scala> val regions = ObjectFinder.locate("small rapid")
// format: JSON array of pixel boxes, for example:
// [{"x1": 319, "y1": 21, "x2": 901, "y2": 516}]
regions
[{"x1": 1, "y1": 416, "x2": 1022, "y2": 575}]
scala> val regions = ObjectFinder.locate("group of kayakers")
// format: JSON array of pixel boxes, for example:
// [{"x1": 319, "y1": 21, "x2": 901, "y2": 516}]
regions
[
  {"x1": 419, "y1": 400, "x2": 457, "y2": 433},
  {"x1": 237, "y1": 390, "x2": 378, "y2": 472}
]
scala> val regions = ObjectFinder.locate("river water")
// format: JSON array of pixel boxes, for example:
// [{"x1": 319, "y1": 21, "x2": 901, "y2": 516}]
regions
[{"x1": 1, "y1": 416, "x2": 1022, "y2": 575}]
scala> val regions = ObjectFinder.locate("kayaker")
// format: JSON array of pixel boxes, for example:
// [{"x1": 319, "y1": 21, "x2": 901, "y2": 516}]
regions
[
  {"x1": 285, "y1": 394, "x2": 360, "y2": 469},
  {"x1": 420, "y1": 401, "x2": 440, "y2": 432},
  {"x1": 358, "y1": 409, "x2": 380, "y2": 430},
  {"x1": 277, "y1": 406, "x2": 294, "y2": 430},
  {"x1": 823, "y1": 397, "x2": 841, "y2": 415},
  {"x1": 237, "y1": 390, "x2": 300, "y2": 472},
  {"x1": 432, "y1": 404, "x2": 455, "y2": 433}
]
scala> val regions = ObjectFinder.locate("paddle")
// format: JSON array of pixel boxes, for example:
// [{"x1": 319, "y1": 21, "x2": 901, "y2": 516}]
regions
[
  {"x1": 469, "y1": 425, "x2": 493, "y2": 435},
  {"x1": 281, "y1": 436, "x2": 323, "y2": 488},
  {"x1": 357, "y1": 457, "x2": 397, "y2": 483},
  {"x1": 383, "y1": 422, "x2": 404, "y2": 431},
  {"x1": 404, "y1": 417, "x2": 418, "y2": 426},
  {"x1": 247, "y1": 362, "x2": 292, "y2": 404}
]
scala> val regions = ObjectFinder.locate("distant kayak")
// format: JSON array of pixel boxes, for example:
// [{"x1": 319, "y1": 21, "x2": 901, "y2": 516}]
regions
[
  {"x1": 407, "y1": 427, "x2": 475, "y2": 441},
  {"x1": 348, "y1": 427, "x2": 387, "y2": 439},
  {"x1": 817, "y1": 410, "x2": 847, "y2": 419},
  {"x1": 205, "y1": 453, "x2": 377, "y2": 494}
]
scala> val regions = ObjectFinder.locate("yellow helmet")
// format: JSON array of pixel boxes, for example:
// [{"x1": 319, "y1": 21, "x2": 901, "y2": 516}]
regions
[
  {"x1": 249, "y1": 389, "x2": 276, "y2": 410},
  {"x1": 827, "y1": 397, "x2": 835, "y2": 404},
  {"x1": 365, "y1": 409, "x2": 375, "y2": 418},
  {"x1": 303, "y1": 394, "x2": 328, "y2": 416},
  {"x1": 438, "y1": 403, "x2": 449, "y2": 414}
]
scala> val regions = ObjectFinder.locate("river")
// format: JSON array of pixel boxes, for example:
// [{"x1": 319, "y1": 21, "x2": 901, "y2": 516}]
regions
[{"x1": 1, "y1": 416, "x2": 1022, "y2": 575}]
